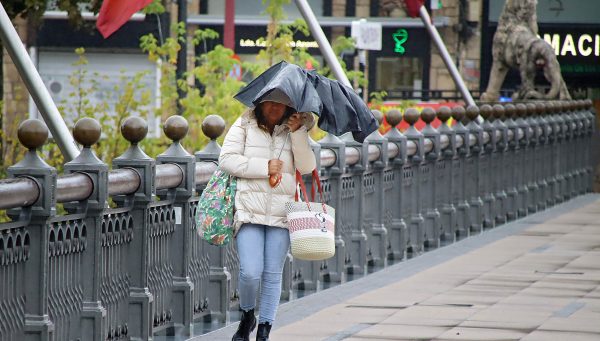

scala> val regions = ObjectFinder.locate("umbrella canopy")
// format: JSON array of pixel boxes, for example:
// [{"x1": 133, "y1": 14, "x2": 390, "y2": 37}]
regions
[{"x1": 234, "y1": 61, "x2": 378, "y2": 143}]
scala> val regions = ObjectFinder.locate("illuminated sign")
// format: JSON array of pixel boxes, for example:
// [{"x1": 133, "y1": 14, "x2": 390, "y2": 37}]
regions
[
  {"x1": 393, "y1": 29, "x2": 409, "y2": 54},
  {"x1": 239, "y1": 39, "x2": 318, "y2": 49},
  {"x1": 542, "y1": 33, "x2": 600, "y2": 57}
]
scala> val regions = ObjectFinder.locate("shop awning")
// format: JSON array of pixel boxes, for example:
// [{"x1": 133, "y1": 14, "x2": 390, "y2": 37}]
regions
[{"x1": 187, "y1": 14, "x2": 450, "y2": 28}]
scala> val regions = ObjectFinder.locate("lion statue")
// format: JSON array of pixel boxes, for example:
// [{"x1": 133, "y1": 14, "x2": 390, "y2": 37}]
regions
[{"x1": 481, "y1": 0, "x2": 571, "y2": 102}]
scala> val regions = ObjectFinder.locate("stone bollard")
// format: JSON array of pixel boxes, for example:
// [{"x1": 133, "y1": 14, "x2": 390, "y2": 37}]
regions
[
  {"x1": 156, "y1": 116, "x2": 196, "y2": 334},
  {"x1": 111, "y1": 116, "x2": 156, "y2": 341},
  {"x1": 534, "y1": 102, "x2": 549, "y2": 211},
  {"x1": 553, "y1": 101, "x2": 568, "y2": 203},
  {"x1": 479, "y1": 104, "x2": 497, "y2": 229},
  {"x1": 451, "y1": 106, "x2": 471, "y2": 239},
  {"x1": 383, "y1": 109, "x2": 408, "y2": 260},
  {"x1": 526, "y1": 102, "x2": 540, "y2": 213},
  {"x1": 318, "y1": 133, "x2": 347, "y2": 283},
  {"x1": 464, "y1": 105, "x2": 484, "y2": 234},
  {"x1": 194, "y1": 115, "x2": 234, "y2": 322},
  {"x1": 514, "y1": 103, "x2": 530, "y2": 217},
  {"x1": 492, "y1": 104, "x2": 509, "y2": 224},
  {"x1": 363, "y1": 110, "x2": 389, "y2": 267},
  {"x1": 339, "y1": 133, "x2": 368, "y2": 274},
  {"x1": 436, "y1": 106, "x2": 457, "y2": 244},
  {"x1": 403, "y1": 108, "x2": 425, "y2": 255},
  {"x1": 63, "y1": 117, "x2": 109, "y2": 341},
  {"x1": 7, "y1": 119, "x2": 56, "y2": 341},
  {"x1": 420, "y1": 108, "x2": 441, "y2": 249},
  {"x1": 503, "y1": 103, "x2": 520, "y2": 220}
]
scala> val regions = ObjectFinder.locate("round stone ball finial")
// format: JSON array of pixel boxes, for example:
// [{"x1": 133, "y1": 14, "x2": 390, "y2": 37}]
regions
[
  {"x1": 371, "y1": 110, "x2": 384, "y2": 125},
  {"x1": 163, "y1": 115, "x2": 189, "y2": 142},
  {"x1": 535, "y1": 102, "x2": 546, "y2": 116},
  {"x1": 18, "y1": 119, "x2": 48, "y2": 150},
  {"x1": 545, "y1": 102, "x2": 554, "y2": 115},
  {"x1": 421, "y1": 107, "x2": 436, "y2": 124},
  {"x1": 492, "y1": 104, "x2": 505, "y2": 119},
  {"x1": 479, "y1": 104, "x2": 493, "y2": 120},
  {"x1": 403, "y1": 108, "x2": 420, "y2": 126},
  {"x1": 202, "y1": 115, "x2": 226, "y2": 140},
  {"x1": 515, "y1": 103, "x2": 527, "y2": 117},
  {"x1": 526, "y1": 102, "x2": 537, "y2": 116},
  {"x1": 73, "y1": 117, "x2": 101, "y2": 148},
  {"x1": 437, "y1": 106, "x2": 452, "y2": 123},
  {"x1": 584, "y1": 99, "x2": 593, "y2": 109},
  {"x1": 554, "y1": 101, "x2": 563, "y2": 113},
  {"x1": 466, "y1": 105, "x2": 480, "y2": 122},
  {"x1": 121, "y1": 116, "x2": 148, "y2": 145},
  {"x1": 504, "y1": 103, "x2": 516, "y2": 118},
  {"x1": 386, "y1": 109, "x2": 403, "y2": 128},
  {"x1": 451, "y1": 106, "x2": 466, "y2": 122}
]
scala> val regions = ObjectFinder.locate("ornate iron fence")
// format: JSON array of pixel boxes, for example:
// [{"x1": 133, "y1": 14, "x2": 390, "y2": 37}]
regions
[{"x1": 0, "y1": 100, "x2": 595, "y2": 341}]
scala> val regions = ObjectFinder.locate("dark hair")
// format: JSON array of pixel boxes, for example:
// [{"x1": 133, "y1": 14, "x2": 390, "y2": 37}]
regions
[{"x1": 254, "y1": 103, "x2": 294, "y2": 130}]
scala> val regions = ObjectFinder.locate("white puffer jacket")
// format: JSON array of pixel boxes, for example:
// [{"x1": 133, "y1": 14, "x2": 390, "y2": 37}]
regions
[{"x1": 218, "y1": 109, "x2": 317, "y2": 233}]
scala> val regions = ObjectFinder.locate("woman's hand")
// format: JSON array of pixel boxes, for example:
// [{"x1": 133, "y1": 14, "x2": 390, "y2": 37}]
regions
[
  {"x1": 287, "y1": 113, "x2": 302, "y2": 132},
  {"x1": 268, "y1": 159, "x2": 283, "y2": 176}
]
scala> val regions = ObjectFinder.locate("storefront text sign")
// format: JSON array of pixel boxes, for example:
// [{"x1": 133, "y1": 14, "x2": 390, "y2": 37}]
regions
[
  {"x1": 239, "y1": 38, "x2": 318, "y2": 49},
  {"x1": 542, "y1": 33, "x2": 600, "y2": 57}
]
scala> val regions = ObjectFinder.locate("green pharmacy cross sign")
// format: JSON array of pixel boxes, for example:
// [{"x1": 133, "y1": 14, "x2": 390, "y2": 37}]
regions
[{"x1": 393, "y1": 29, "x2": 409, "y2": 54}]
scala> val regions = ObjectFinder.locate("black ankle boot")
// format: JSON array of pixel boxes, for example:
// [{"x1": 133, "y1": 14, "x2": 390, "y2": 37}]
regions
[
  {"x1": 232, "y1": 309, "x2": 256, "y2": 341},
  {"x1": 256, "y1": 322, "x2": 272, "y2": 341}
]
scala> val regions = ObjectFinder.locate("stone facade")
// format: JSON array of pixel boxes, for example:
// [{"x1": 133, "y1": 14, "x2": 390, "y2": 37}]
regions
[
  {"x1": 430, "y1": 0, "x2": 482, "y2": 93},
  {"x1": 2, "y1": 16, "x2": 30, "y2": 165}
]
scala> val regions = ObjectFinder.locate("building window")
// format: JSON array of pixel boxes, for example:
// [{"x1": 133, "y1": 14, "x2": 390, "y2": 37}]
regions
[
  {"x1": 34, "y1": 51, "x2": 161, "y2": 136},
  {"x1": 376, "y1": 56, "x2": 422, "y2": 91}
]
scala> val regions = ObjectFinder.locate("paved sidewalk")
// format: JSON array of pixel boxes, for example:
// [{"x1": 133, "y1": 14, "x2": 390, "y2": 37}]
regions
[{"x1": 195, "y1": 194, "x2": 600, "y2": 341}]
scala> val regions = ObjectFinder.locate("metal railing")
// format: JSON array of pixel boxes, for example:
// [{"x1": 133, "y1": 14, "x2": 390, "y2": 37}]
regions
[{"x1": 0, "y1": 99, "x2": 596, "y2": 341}]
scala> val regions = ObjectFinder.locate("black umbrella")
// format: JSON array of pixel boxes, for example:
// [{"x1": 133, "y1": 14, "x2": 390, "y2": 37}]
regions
[{"x1": 234, "y1": 61, "x2": 378, "y2": 143}]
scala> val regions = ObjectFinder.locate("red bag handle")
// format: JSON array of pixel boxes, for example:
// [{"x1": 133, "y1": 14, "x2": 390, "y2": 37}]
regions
[{"x1": 295, "y1": 169, "x2": 327, "y2": 213}]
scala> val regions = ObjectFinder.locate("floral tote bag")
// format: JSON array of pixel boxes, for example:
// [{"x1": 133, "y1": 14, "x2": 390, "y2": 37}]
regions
[{"x1": 196, "y1": 168, "x2": 237, "y2": 246}]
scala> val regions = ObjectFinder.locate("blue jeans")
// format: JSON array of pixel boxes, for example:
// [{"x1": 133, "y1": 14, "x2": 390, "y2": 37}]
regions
[{"x1": 236, "y1": 223, "x2": 290, "y2": 324}]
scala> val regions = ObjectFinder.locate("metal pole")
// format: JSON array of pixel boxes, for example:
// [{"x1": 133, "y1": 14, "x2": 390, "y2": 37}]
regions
[
  {"x1": 294, "y1": 0, "x2": 352, "y2": 88},
  {"x1": 418, "y1": 6, "x2": 475, "y2": 107},
  {"x1": 224, "y1": 0, "x2": 235, "y2": 50},
  {"x1": 176, "y1": 0, "x2": 187, "y2": 114},
  {"x1": 0, "y1": 3, "x2": 79, "y2": 161}
]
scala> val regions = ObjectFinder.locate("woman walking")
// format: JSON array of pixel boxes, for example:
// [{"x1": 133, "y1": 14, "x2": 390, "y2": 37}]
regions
[{"x1": 219, "y1": 89, "x2": 316, "y2": 341}]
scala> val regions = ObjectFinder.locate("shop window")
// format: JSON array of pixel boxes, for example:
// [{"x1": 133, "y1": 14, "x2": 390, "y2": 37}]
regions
[
  {"x1": 34, "y1": 51, "x2": 161, "y2": 137},
  {"x1": 376, "y1": 57, "x2": 422, "y2": 91}
]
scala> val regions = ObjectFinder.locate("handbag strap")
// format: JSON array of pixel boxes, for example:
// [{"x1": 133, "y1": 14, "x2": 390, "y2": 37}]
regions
[{"x1": 295, "y1": 169, "x2": 328, "y2": 213}]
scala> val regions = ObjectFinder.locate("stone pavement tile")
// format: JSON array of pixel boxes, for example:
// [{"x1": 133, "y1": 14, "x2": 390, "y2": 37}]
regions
[
  {"x1": 460, "y1": 306, "x2": 550, "y2": 330},
  {"x1": 538, "y1": 315, "x2": 600, "y2": 333},
  {"x1": 521, "y1": 330, "x2": 600, "y2": 341},
  {"x1": 550, "y1": 213, "x2": 600, "y2": 225},
  {"x1": 436, "y1": 326, "x2": 528, "y2": 340},
  {"x1": 420, "y1": 292, "x2": 501, "y2": 307},
  {"x1": 499, "y1": 294, "x2": 575, "y2": 309},
  {"x1": 519, "y1": 286, "x2": 590, "y2": 299},
  {"x1": 530, "y1": 277, "x2": 600, "y2": 292},
  {"x1": 381, "y1": 305, "x2": 478, "y2": 326},
  {"x1": 353, "y1": 323, "x2": 449, "y2": 340}
]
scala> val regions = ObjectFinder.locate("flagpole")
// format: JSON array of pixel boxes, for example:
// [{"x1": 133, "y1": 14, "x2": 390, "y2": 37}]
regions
[
  {"x1": 418, "y1": 5, "x2": 475, "y2": 107},
  {"x1": 0, "y1": 3, "x2": 79, "y2": 161},
  {"x1": 294, "y1": 0, "x2": 352, "y2": 89}
]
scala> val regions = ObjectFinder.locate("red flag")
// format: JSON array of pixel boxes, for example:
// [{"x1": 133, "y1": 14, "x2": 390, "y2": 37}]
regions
[
  {"x1": 404, "y1": 0, "x2": 425, "y2": 18},
  {"x1": 96, "y1": 0, "x2": 153, "y2": 38}
]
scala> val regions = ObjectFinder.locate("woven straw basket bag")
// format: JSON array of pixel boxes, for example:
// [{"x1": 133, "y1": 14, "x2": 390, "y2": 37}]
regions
[{"x1": 285, "y1": 170, "x2": 335, "y2": 261}]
